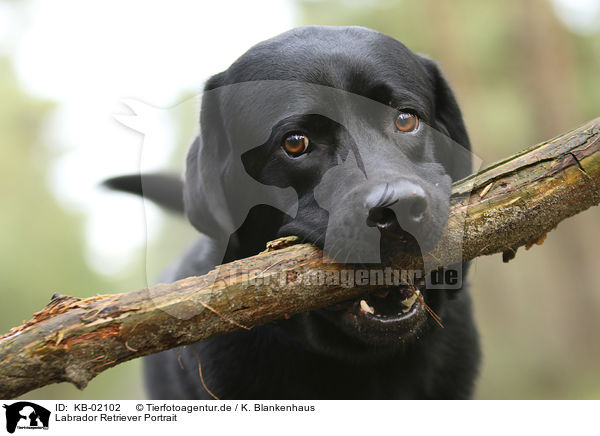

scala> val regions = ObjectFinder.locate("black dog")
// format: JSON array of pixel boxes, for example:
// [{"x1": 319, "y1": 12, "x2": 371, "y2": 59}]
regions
[{"x1": 107, "y1": 26, "x2": 480, "y2": 399}]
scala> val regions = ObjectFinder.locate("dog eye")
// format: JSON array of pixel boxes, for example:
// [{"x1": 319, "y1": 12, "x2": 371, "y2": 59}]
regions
[
  {"x1": 282, "y1": 134, "x2": 309, "y2": 157},
  {"x1": 394, "y1": 112, "x2": 419, "y2": 132}
]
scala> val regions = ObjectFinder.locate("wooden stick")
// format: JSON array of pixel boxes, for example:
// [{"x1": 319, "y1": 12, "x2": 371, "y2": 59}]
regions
[{"x1": 1, "y1": 117, "x2": 598, "y2": 399}]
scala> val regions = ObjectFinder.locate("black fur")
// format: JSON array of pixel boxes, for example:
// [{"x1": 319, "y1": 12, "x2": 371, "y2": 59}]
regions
[{"x1": 112, "y1": 26, "x2": 480, "y2": 399}]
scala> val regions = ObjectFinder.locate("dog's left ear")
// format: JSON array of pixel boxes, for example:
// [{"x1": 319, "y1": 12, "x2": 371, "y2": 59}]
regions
[{"x1": 418, "y1": 55, "x2": 472, "y2": 181}]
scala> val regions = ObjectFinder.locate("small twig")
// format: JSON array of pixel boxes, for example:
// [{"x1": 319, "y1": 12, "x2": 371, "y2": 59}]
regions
[
  {"x1": 189, "y1": 348, "x2": 219, "y2": 400},
  {"x1": 408, "y1": 283, "x2": 444, "y2": 328}
]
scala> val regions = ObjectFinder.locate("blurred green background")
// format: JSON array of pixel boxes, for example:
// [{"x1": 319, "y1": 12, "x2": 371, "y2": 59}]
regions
[{"x1": 1, "y1": 0, "x2": 599, "y2": 399}]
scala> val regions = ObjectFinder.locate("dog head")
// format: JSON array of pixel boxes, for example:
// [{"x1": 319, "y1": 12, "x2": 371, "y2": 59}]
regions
[{"x1": 185, "y1": 26, "x2": 472, "y2": 355}]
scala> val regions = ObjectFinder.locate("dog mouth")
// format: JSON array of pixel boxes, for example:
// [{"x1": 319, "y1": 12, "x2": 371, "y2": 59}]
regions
[
  {"x1": 356, "y1": 284, "x2": 422, "y2": 317},
  {"x1": 333, "y1": 282, "x2": 425, "y2": 320},
  {"x1": 319, "y1": 280, "x2": 429, "y2": 344}
]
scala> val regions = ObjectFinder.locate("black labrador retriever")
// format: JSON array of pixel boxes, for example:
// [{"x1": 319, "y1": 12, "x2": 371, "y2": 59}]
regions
[{"x1": 107, "y1": 25, "x2": 480, "y2": 399}]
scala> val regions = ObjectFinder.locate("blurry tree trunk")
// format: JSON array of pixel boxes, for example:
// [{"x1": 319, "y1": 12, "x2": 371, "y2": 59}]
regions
[
  {"x1": 515, "y1": 0, "x2": 580, "y2": 138},
  {"x1": 423, "y1": 0, "x2": 480, "y2": 101},
  {"x1": 514, "y1": 0, "x2": 593, "y2": 352}
]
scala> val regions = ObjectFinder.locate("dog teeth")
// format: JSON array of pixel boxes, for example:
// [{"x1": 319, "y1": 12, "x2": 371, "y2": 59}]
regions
[
  {"x1": 360, "y1": 299, "x2": 375, "y2": 314},
  {"x1": 401, "y1": 290, "x2": 420, "y2": 310}
]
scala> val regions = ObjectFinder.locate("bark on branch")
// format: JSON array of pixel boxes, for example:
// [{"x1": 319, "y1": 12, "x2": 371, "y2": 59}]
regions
[{"x1": 1, "y1": 118, "x2": 599, "y2": 399}]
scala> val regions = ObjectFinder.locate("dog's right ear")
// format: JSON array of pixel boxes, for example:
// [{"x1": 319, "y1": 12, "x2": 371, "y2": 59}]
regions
[
  {"x1": 183, "y1": 72, "x2": 236, "y2": 239},
  {"x1": 184, "y1": 73, "x2": 300, "y2": 240},
  {"x1": 183, "y1": 135, "x2": 231, "y2": 238}
]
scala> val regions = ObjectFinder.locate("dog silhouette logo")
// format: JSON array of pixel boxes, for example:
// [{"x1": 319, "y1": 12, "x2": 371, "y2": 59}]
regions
[
  {"x1": 111, "y1": 82, "x2": 482, "y2": 322},
  {"x1": 3, "y1": 402, "x2": 50, "y2": 433}
]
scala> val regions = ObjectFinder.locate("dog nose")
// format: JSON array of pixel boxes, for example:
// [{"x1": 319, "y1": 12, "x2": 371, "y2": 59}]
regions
[{"x1": 365, "y1": 181, "x2": 428, "y2": 231}]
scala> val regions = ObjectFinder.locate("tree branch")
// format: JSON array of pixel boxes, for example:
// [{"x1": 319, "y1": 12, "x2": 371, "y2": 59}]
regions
[{"x1": 1, "y1": 118, "x2": 599, "y2": 399}]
